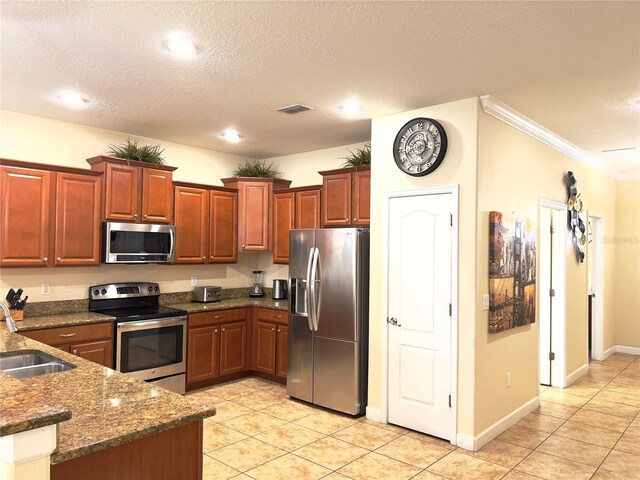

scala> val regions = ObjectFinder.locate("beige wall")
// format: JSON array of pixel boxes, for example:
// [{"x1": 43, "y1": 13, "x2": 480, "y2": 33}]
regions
[
  {"x1": 369, "y1": 98, "x2": 479, "y2": 436},
  {"x1": 613, "y1": 180, "x2": 640, "y2": 348},
  {"x1": 0, "y1": 110, "x2": 289, "y2": 301},
  {"x1": 475, "y1": 111, "x2": 618, "y2": 433}
]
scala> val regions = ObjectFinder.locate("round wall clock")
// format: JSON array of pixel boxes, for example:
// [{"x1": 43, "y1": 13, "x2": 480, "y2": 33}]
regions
[{"x1": 393, "y1": 117, "x2": 448, "y2": 176}]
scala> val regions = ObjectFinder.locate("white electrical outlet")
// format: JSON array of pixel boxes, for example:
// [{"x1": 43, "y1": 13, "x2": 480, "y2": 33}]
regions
[
  {"x1": 191, "y1": 276, "x2": 198, "y2": 287},
  {"x1": 482, "y1": 294, "x2": 490, "y2": 311},
  {"x1": 41, "y1": 283, "x2": 50, "y2": 295},
  {"x1": 506, "y1": 371, "x2": 512, "y2": 387}
]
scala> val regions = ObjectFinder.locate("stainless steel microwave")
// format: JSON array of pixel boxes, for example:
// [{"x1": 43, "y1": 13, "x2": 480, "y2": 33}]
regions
[{"x1": 102, "y1": 222, "x2": 175, "y2": 263}]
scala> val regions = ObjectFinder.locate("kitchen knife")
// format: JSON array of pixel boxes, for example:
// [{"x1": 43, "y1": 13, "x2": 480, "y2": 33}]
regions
[
  {"x1": 6, "y1": 289, "x2": 15, "y2": 302},
  {"x1": 14, "y1": 289, "x2": 23, "y2": 301},
  {"x1": 17, "y1": 296, "x2": 28, "y2": 310}
]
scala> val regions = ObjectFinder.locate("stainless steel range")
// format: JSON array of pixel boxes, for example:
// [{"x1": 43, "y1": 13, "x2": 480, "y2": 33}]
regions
[{"x1": 88, "y1": 282, "x2": 187, "y2": 394}]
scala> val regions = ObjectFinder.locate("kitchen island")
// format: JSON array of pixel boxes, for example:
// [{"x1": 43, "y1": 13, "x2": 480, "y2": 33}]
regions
[{"x1": 0, "y1": 328, "x2": 216, "y2": 479}]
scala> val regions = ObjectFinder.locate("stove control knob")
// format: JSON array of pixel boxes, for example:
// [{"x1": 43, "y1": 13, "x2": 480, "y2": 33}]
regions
[
  {"x1": 101, "y1": 289, "x2": 107, "y2": 295},
  {"x1": 148, "y1": 286, "x2": 153, "y2": 292},
  {"x1": 93, "y1": 289, "x2": 99, "y2": 296},
  {"x1": 154, "y1": 286, "x2": 159, "y2": 292}
]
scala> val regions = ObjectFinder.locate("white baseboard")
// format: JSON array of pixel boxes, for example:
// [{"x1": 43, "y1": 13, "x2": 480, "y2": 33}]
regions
[
  {"x1": 603, "y1": 346, "x2": 617, "y2": 359},
  {"x1": 616, "y1": 345, "x2": 640, "y2": 355},
  {"x1": 565, "y1": 363, "x2": 589, "y2": 387},
  {"x1": 456, "y1": 396, "x2": 540, "y2": 452},
  {"x1": 365, "y1": 406, "x2": 384, "y2": 423}
]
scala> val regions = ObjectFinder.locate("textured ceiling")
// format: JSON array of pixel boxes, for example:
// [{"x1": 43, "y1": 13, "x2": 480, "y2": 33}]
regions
[{"x1": 1, "y1": 1, "x2": 639, "y2": 176}]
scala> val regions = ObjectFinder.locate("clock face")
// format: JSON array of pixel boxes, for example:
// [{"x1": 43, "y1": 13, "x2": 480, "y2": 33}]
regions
[{"x1": 393, "y1": 118, "x2": 448, "y2": 176}]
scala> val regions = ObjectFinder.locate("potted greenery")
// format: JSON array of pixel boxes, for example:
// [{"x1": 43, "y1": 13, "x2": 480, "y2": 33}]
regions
[
  {"x1": 341, "y1": 143, "x2": 371, "y2": 167},
  {"x1": 107, "y1": 138, "x2": 166, "y2": 166},
  {"x1": 232, "y1": 159, "x2": 282, "y2": 178}
]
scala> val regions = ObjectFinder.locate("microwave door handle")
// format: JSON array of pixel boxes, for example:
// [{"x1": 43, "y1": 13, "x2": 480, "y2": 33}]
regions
[
  {"x1": 169, "y1": 227, "x2": 175, "y2": 257},
  {"x1": 306, "y1": 247, "x2": 314, "y2": 332}
]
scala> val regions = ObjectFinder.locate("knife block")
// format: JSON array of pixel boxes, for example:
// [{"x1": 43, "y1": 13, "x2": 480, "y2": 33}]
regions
[{"x1": 1, "y1": 299, "x2": 23, "y2": 321}]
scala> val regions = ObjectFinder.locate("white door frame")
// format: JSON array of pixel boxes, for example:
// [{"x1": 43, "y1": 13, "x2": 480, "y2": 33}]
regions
[
  {"x1": 379, "y1": 185, "x2": 459, "y2": 444},
  {"x1": 539, "y1": 199, "x2": 567, "y2": 388},
  {"x1": 588, "y1": 213, "x2": 605, "y2": 361}
]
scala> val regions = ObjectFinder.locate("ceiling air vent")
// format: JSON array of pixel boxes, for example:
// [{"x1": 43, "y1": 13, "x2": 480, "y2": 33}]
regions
[{"x1": 277, "y1": 104, "x2": 314, "y2": 115}]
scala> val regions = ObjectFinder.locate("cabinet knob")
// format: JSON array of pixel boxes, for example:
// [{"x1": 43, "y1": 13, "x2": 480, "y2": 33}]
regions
[
  {"x1": 353, "y1": 218, "x2": 356, "y2": 222},
  {"x1": 277, "y1": 328, "x2": 281, "y2": 332},
  {"x1": 242, "y1": 244, "x2": 245, "y2": 248},
  {"x1": 43, "y1": 257, "x2": 48, "y2": 262},
  {"x1": 134, "y1": 214, "x2": 138, "y2": 218},
  {"x1": 210, "y1": 256, "x2": 214, "y2": 260},
  {"x1": 222, "y1": 328, "x2": 225, "y2": 332},
  {"x1": 72, "y1": 349, "x2": 78, "y2": 355},
  {"x1": 143, "y1": 214, "x2": 148, "y2": 218},
  {"x1": 202, "y1": 256, "x2": 206, "y2": 259},
  {"x1": 56, "y1": 257, "x2": 61, "y2": 261}
]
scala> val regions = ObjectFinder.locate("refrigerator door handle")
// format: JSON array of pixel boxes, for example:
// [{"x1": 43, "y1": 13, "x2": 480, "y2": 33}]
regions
[
  {"x1": 310, "y1": 247, "x2": 320, "y2": 331},
  {"x1": 305, "y1": 247, "x2": 315, "y2": 331}
]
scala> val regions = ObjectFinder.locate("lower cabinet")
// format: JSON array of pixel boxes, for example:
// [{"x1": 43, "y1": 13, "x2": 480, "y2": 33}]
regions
[
  {"x1": 21, "y1": 322, "x2": 114, "y2": 368},
  {"x1": 186, "y1": 308, "x2": 247, "y2": 387},
  {"x1": 253, "y1": 308, "x2": 289, "y2": 379}
]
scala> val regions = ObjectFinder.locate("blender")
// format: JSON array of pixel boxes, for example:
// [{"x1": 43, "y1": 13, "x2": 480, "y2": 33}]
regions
[{"x1": 249, "y1": 270, "x2": 265, "y2": 297}]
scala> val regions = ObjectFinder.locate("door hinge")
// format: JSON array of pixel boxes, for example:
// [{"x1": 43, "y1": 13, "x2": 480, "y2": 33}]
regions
[
  {"x1": 449, "y1": 304, "x2": 452, "y2": 316},
  {"x1": 550, "y1": 225, "x2": 555, "y2": 234},
  {"x1": 549, "y1": 288, "x2": 555, "y2": 297},
  {"x1": 549, "y1": 352, "x2": 555, "y2": 361},
  {"x1": 450, "y1": 213, "x2": 453, "y2": 226},
  {"x1": 448, "y1": 395, "x2": 452, "y2": 407}
]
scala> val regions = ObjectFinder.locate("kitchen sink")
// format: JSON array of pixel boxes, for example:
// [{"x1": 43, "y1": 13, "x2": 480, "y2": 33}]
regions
[{"x1": 0, "y1": 350, "x2": 76, "y2": 379}]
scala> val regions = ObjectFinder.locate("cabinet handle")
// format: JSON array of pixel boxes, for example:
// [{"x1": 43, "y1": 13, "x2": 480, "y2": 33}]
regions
[
  {"x1": 59, "y1": 333, "x2": 76, "y2": 338},
  {"x1": 214, "y1": 315, "x2": 223, "y2": 319},
  {"x1": 43, "y1": 257, "x2": 48, "y2": 262},
  {"x1": 274, "y1": 314, "x2": 282, "y2": 319},
  {"x1": 134, "y1": 214, "x2": 138, "y2": 218},
  {"x1": 72, "y1": 349, "x2": 78, "y2": 354}
]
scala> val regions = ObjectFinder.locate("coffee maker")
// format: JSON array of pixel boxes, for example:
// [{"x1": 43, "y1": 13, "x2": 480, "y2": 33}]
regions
[{"x1": 250, "y1": 270, "x2": 265, "y2": 297}]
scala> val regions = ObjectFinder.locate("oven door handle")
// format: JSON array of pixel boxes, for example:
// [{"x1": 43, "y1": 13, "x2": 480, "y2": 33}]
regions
[{"x1": 117, "y1": 316, "x2": 187, "y2": 332}]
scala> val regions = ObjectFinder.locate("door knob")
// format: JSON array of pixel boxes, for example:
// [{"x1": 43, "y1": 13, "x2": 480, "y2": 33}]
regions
[{"x1": 387, "y1": 317, "x2": 401, "y2": 327}]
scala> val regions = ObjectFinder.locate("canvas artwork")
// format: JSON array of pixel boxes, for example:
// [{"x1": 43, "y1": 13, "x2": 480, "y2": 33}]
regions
[{"x1": 489, "y1": 211, "x2": 536, "y2": 334}]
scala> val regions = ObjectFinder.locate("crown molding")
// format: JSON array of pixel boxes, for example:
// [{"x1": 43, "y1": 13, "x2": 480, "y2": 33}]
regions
[{"x1": 479, "y1": 95, "x2": 616, "y2": 178}]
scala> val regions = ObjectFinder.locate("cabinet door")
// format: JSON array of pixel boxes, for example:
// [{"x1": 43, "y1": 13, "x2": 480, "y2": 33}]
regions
[
  {"x1": 322, "y1": 172, "x2": 351, "y2": 227},
  {"x1": 295, "y1": 189, "x2": 321, "y2": 229},
  {"x1": 272, "y1": 192, "x2": 295, "y2": 264},
  {"x1": 0, "y1": 166, "x2": 51, "y2": 267},
  {"x1": 141, "y1": 168, "x2": 173, "y2": 223},
  {"x1": 70, "y1": 339, "x2": 114, "y2": 368},
  {"x1": 276, "y1": 325, "x2": 288, "y2": 379},
  {"x1": 352, "y1": 169, "x2": 370, "y2": 226},
  {"x1": 174, "y1": 186, "x2": 208, "y2": 264},
  {"x1": 210, "y1": 190, "x2": 238, "y2": 263},
  {"x1": 219, "y1": 321, "x2": 247, "y2": 375},
  {"x1": 239, "y1": 182, "x2": 271, "y2": 251},
  {"x1": 187, "y1": 326, "x2": 220, "y2": 384},
  {"x1": 104, "y1": 163, "x2": 139, "y2": 221},
  {"x1": 254, "y1": 320, "x2": 277, "y2": 375},
  {"x1": 54, "y1": 173, "x2": 101, "y2": 266}
]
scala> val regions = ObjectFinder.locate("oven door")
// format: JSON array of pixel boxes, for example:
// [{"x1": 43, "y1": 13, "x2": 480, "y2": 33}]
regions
[{"x1": 116, "y1": 316, "x2": 186, "y2": 381}]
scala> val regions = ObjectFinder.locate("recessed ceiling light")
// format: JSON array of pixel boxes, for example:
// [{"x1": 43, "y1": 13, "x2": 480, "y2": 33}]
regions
[
  {"x1": 163, "y1": 31, "x2": 198, "y2": 59},
  {"x1": 221, "y1": 128, "x2": 242, "y2": 143},
  {"x1": 341, "y1": 99, "x2": 361, "y2": 115},
  {"x1": 55, "y1": 90, "x2": 90, "y2": 109},
  {"x1": 602, "y1": 148, "x2": 639, "y2": 160}
]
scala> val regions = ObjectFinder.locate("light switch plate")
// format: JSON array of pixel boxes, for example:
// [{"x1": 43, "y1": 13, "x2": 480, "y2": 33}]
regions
[
  {"x1": 482, "y1": 294, "x2": 489, "y2": 311},
  {"x1": 191, "y1": 276, "x2": 198, "y2": 287}
]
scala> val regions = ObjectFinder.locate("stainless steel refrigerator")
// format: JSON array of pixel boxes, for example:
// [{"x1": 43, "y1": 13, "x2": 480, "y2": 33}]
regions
[{"x1": 288, "y1": 228, "x2": 369, "y2": 415}]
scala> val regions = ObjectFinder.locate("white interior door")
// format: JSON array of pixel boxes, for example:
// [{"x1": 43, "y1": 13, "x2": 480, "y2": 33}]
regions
[
  {"x1": 539, "y1": 208, "x2": 553, "y2": 386},
  {"x1": 387, "y1": 193, "x2": 452, "y2": 440}
]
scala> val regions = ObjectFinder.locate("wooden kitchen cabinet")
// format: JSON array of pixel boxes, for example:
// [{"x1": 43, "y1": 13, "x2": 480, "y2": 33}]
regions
[
  {"x1": 21, "y1": 322, "x2": 114, "y2": 368},
  {"x1": 272, "y1": 186, "x2": 321, "y2": 264},
  {"x1": 320, "y1": 166, "x2": 370, "y2": 227},
  {"x1": 186, "y1": 308, "x2": 247, "y2": 388},
  {"x1": 174, "y1": 182, "x2": 238, "y2": 264},
  {"x1": 0, "y1": 160, "x2": 103, "y2": 268},
  {"x1": 221, "y1": 177, "x2": 291, "y2": 252},
  {"x1": 252, "y1": 308, "x2": 289, "y2": 379},
  {"x1": 87, "y1": 156, "x2": 176, "y2": 223}
]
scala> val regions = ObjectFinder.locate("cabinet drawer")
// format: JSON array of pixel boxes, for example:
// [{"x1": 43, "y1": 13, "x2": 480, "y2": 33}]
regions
[
  {"x1": 22, "y1": 322, "x2": 113, "y2": 346},
  {"x1": 256, "y1": 308, "x2": 289, "y2": 325},
  {"x1": 189, "y1": 308, "x2": 247, "y2": 328}
]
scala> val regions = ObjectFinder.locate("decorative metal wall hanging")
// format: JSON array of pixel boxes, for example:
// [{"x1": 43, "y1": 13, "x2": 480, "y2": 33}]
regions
[
  {"x1": 489, "y1": 211, "x2": 536, "y2": 334},
  {"x1": 565, "y1": 171, "x2": 586, "y2": 263}
]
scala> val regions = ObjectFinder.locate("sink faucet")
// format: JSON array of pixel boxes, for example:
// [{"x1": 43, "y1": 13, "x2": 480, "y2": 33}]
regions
[{"x1": 0, "y1": 302, "x2": 17, "y2": 333}]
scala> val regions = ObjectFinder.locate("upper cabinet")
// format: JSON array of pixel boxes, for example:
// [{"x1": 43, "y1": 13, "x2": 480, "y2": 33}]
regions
[
  {"x1": 173, "y1": 182, "x2": 238, "y2": 264},
  {"x1": 0, "y1": 160, "x2": 102, "y2": 267},
  {"x1": 320, "y1": 166, "x2": 370, "y2": 227},
  {"x1": 272, "y1": 186, "x2": 321, "y2": 264},
  {"x1": 221, "y1": 177, "x2": 291, "y2": 252},
  {"x1": 86, "y1": 156, "x2": 175, "y2": 223}
]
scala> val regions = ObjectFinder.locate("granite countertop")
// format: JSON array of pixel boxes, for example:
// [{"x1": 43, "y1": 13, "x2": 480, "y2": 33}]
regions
[
  {"x1": 0, "y1": 330, "x2": 216, "y2": 464},
  {"x1": 171, "y1": 297, "x2": 289, "y2": 314}
]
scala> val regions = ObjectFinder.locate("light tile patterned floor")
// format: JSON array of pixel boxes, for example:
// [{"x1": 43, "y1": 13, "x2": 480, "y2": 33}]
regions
[{"x1": 188, "y1": 353, "x2": 640, "y2": 480}]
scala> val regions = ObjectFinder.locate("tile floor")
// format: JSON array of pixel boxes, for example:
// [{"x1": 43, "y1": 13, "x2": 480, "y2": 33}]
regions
[{"x1": 187, "y1": 353, "x2": 640, "y2": 480}]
